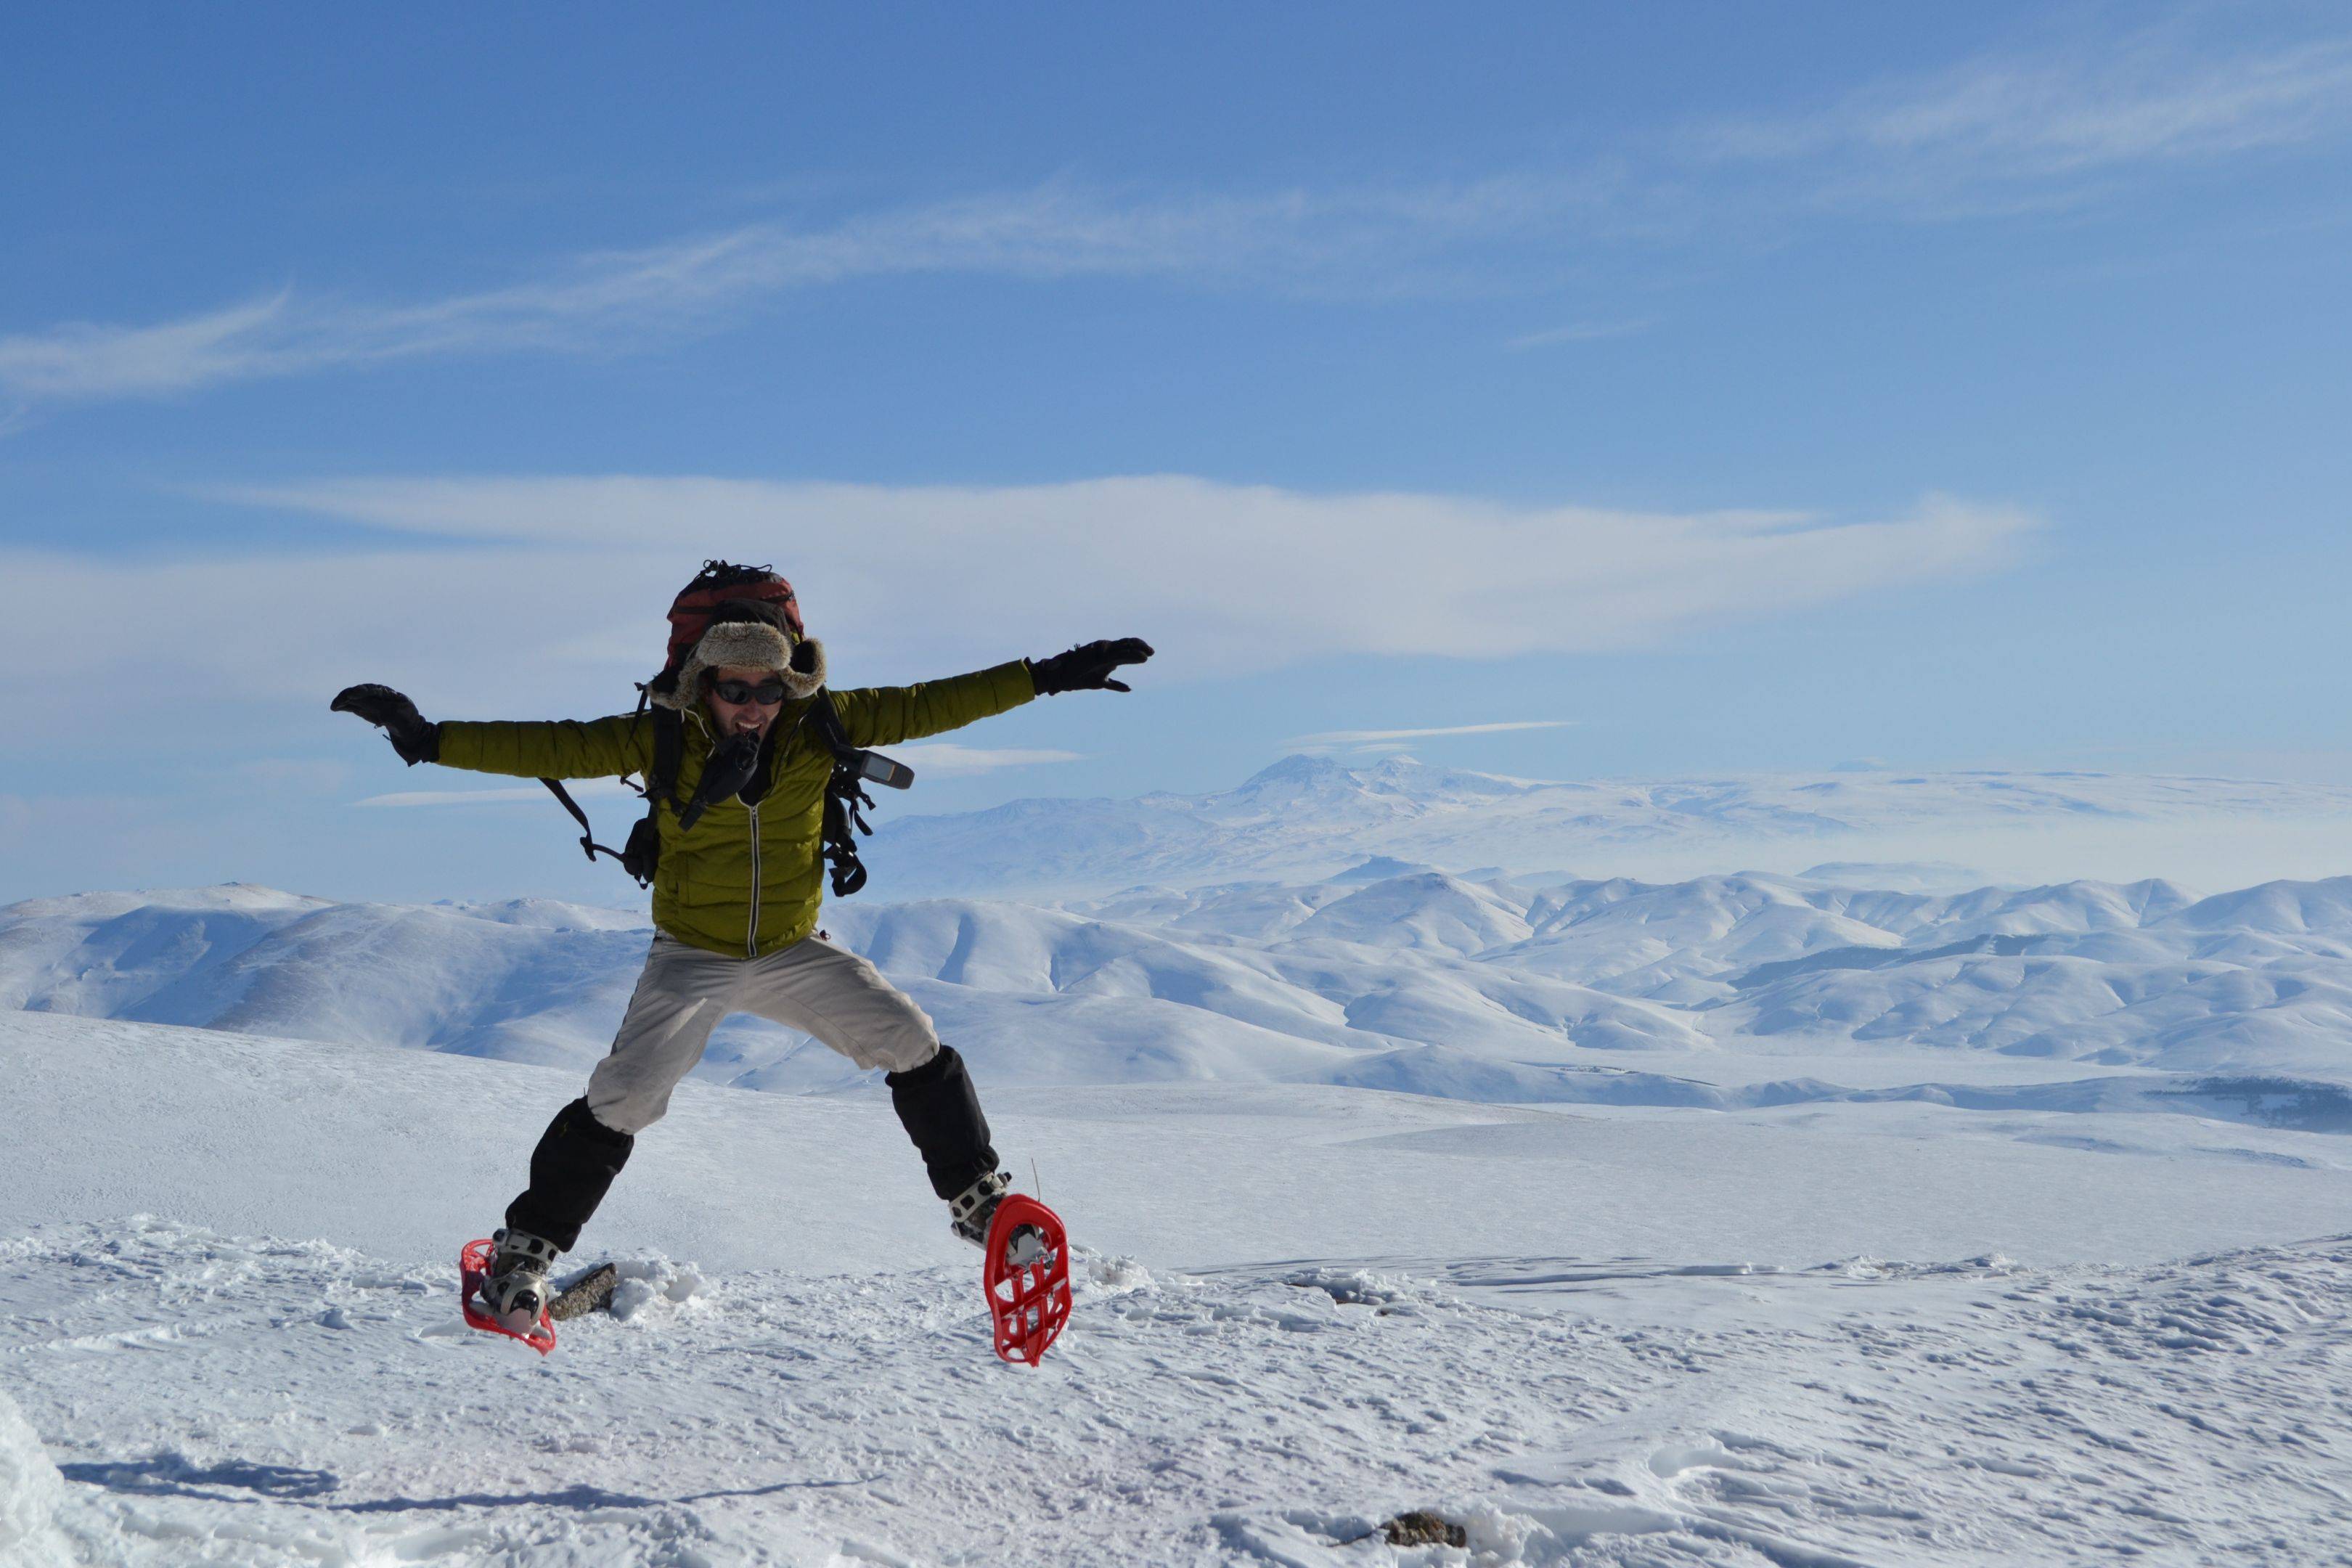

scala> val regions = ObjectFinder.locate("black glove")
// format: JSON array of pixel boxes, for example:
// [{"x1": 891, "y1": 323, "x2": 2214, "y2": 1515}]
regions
[
  {"x1": 677, "y1": 730, "x2": 763, "y2": 832},
  {"x1": 1028, "y1": 637, "x2": 1155, "y2": 695},
  {"x1": 330, "y1": 684, "x2": 439, "y2": 766}
]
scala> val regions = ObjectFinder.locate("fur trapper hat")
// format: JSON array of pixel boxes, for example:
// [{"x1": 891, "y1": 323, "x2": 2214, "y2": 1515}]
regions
[{"x1": 650, "y1": 600, "x2": 827, "y2": 712}]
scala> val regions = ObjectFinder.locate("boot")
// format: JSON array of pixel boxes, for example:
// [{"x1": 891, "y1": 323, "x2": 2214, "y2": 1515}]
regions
[
  {"x1": 948, "y1": 1170, "x2": 1048, "y2": 1267},
  {"x1": 478, "y1": 1226, "x2": 561, "y2": 1329}
]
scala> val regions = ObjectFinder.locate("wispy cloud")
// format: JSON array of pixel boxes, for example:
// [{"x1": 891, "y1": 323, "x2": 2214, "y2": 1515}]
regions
[
  {"x1": 1693, "y1": 21, "x2": 2352, "y2": 215},
  {"x1": 0, "y1": 295, "x2": 301, "y2": 404},
  {"x1": 0, "y1": 178, "x2": 1612, "y2": 419},
  {"x1": 1289, "y1": 720, "x2": 1577, "y2": 749},
  {"x1": 353, "y1": 746, "x2": 1080, "y2": 796},
  {"x1": 887, "y1": 743, "x2": 1086, "y2": 777},
  {"x1": 1504, "y1": 319, "x2": 1654, "y2": 351},
  {"x1": 0, "y1": 474, "x2": 2035, "y2": 749},
  {"x1": 356, "y1": 780, "x2": 639, "y2": 809},
  {"x1": 8, "y1": 14, "x2": 2346, "y2": 420}
]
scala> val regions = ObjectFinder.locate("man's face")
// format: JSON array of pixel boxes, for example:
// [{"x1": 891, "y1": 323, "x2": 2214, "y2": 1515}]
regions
[{"x1": 705, "y1": 664, "x2": 785, "y2": 741}]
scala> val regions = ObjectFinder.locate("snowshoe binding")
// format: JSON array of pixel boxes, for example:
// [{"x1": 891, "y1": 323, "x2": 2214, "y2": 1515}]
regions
[
  {"x1": 950, "y1": 1171, "x2": 1071, "y2": 1365},
  {"x1": 950, "y1": 1170, "x2": 1045, "y2": 1264},
  {"x1": 460, "y1": 1228, "x2": 560, "y2": 1354}
]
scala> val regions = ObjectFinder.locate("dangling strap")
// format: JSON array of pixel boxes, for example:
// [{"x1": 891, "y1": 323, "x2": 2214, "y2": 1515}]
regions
[
  {"x1": 540, "y1": 778, "x2": 631, "y2": 865},
  {"x1": 804, "y1": 689, "x2": 878, "y2": 898},
  {"x1": 537, "y1": 695, "x2": 679, "y2": 875},
  {"x1": 825, "y1": 775, "x2": 876, "y2": 898}
]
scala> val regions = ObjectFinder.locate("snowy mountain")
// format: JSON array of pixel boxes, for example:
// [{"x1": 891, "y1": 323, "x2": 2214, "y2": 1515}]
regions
[
  {"x1": 0, "y1": 884, "x2": 652, "y2": 1069},
  {"x1": 862, "y1": 754, "x2": 2352, "y2": 895},
  {"x1": 9, "y1": 867, "x2": 2352, "y2": 1125}
]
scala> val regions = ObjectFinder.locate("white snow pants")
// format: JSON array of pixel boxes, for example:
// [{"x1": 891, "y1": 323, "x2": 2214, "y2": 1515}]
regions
[{"x1": 584, "y1": 932, "x2": 942, "y2": 1135}]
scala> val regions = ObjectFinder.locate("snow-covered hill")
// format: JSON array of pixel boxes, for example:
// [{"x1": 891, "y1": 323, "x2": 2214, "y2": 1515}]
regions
[
  {"x1": 9, "y1": 869, "x2": 2352, "y2": 1124},
  {"x1": 0, "y1": 884, "x2": 650, "y2": 1069},
  {"x1": 865, "y1": 754, "x2": 2352, "y2": 894}
]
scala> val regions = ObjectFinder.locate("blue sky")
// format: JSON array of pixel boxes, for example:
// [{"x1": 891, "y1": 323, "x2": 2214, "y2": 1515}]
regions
[{"x1": 4, "y1": 2, "x2": 2351, "y2": 903}]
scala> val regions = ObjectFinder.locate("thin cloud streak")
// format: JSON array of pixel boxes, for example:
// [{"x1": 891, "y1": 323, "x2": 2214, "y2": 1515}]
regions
[
  {"x1": 1504, "y1": 319, "x2": 1656, "y2": 351},
  {"x1": 357, "y1": 781, "x2": 638, "y2": 808},
  {"x1": 1693, "y1": 23, "x2": 2352, "y2": 215},
  {"x1": 0, "y1": 179, "x2": 1614, "y2": 416},
  {"x1": 1289, "y1": 720, "x2": 1577, "y2": 748},
  {"x1": 888, "y1": 743, "x2": 1087, "y2": 777}
]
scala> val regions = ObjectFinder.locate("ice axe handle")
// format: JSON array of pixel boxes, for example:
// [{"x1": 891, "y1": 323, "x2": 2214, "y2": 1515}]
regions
[{"x1": 854, "y1": 750, "x2": 915, "y2": 790}]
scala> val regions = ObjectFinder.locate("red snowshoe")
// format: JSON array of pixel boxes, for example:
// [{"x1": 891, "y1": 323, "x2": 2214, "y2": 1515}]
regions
[{"x1": 984, "y1": 1195, "x2": 1071, "y2": 1365}]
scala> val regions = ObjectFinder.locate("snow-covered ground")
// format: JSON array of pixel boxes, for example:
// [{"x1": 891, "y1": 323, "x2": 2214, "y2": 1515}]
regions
[
  {"x1": 4, "y1": 1006, "x2": 2351, "y2": 1565},
  {"x1": 8, "y1": 1206, "x2": 2347, "y2": 1567},
  {"x1": 7, "y1": 770, "x2": 2352, "y2": 1564},
  {"x1": 0, "y1": 1006, "x2": 2342, "y2": 1566}
]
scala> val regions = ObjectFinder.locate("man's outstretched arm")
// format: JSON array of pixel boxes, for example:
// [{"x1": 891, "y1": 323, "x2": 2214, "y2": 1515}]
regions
[
  {"x1": 832, "y1": 639, "x2": 1154, "y2": 748},
  {"x1": 332, "y1": 685, "x2": 651, "y2": 780}
]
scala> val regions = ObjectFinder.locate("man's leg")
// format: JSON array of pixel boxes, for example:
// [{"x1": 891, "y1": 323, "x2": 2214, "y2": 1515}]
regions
[
  {"x1": 885, "y1": 1047, "x2": 998, "y2": 1202},
  {"x1": 505, "y1": 936, "x2": 735, "y2": 1250},
  {"x1": 735, "y1": 936, "x2": 1000, "y2": 1200},
  {"x1": 504, "y1": 1099, "x2": 632, "y2": 1253}
]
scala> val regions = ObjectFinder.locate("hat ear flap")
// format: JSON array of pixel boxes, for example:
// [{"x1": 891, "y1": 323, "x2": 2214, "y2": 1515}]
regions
[{"x1": 780, "y1": 637, "x2": 827, "y2": 698}]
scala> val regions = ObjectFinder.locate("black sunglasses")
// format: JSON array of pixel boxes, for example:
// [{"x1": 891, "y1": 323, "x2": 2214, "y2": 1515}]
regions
[{"x1": 710, "y1": 677, "x2": 788, "y2": 706}]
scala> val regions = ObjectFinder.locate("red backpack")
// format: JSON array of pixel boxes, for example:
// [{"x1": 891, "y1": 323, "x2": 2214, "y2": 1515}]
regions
[
  {"x1": 647, "y1": 560, "x2": 807, "y2": 703},
  {"x1": 537, "y1": 560, "x2": 910, "y2": 897}
]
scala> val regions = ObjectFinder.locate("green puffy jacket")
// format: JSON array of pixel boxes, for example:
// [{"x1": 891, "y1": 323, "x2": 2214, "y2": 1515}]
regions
[{"x1": 437, "y1": 661, "x2": 1035, "y2": 958}]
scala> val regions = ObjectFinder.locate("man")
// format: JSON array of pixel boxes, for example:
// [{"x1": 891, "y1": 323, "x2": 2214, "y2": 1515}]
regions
[{"x1": 334, "y1": 591, "x2": 1151, "y2": 1327}]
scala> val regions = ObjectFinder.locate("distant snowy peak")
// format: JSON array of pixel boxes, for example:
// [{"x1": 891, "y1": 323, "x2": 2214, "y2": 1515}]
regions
[
  {"x1": 1222, "y1": 753, "x2": 1540, "y2": 812},
  {"x1": 867, "y1": 756, "x2": 2352, "y2": 897}
]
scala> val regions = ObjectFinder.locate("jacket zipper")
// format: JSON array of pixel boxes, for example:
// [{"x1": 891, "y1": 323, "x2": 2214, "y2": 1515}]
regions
[{"x1": 745, "y1": 799, "x2": 762, "y2": 957}]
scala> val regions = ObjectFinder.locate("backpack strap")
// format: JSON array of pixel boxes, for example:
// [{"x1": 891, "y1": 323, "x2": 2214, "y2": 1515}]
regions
[
  {"x1": 647, "y1": 706, "x2": 684, "y2": 807},
  {"x1": 803, "y1": 685, "x2": 853, "y2": 756}
]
